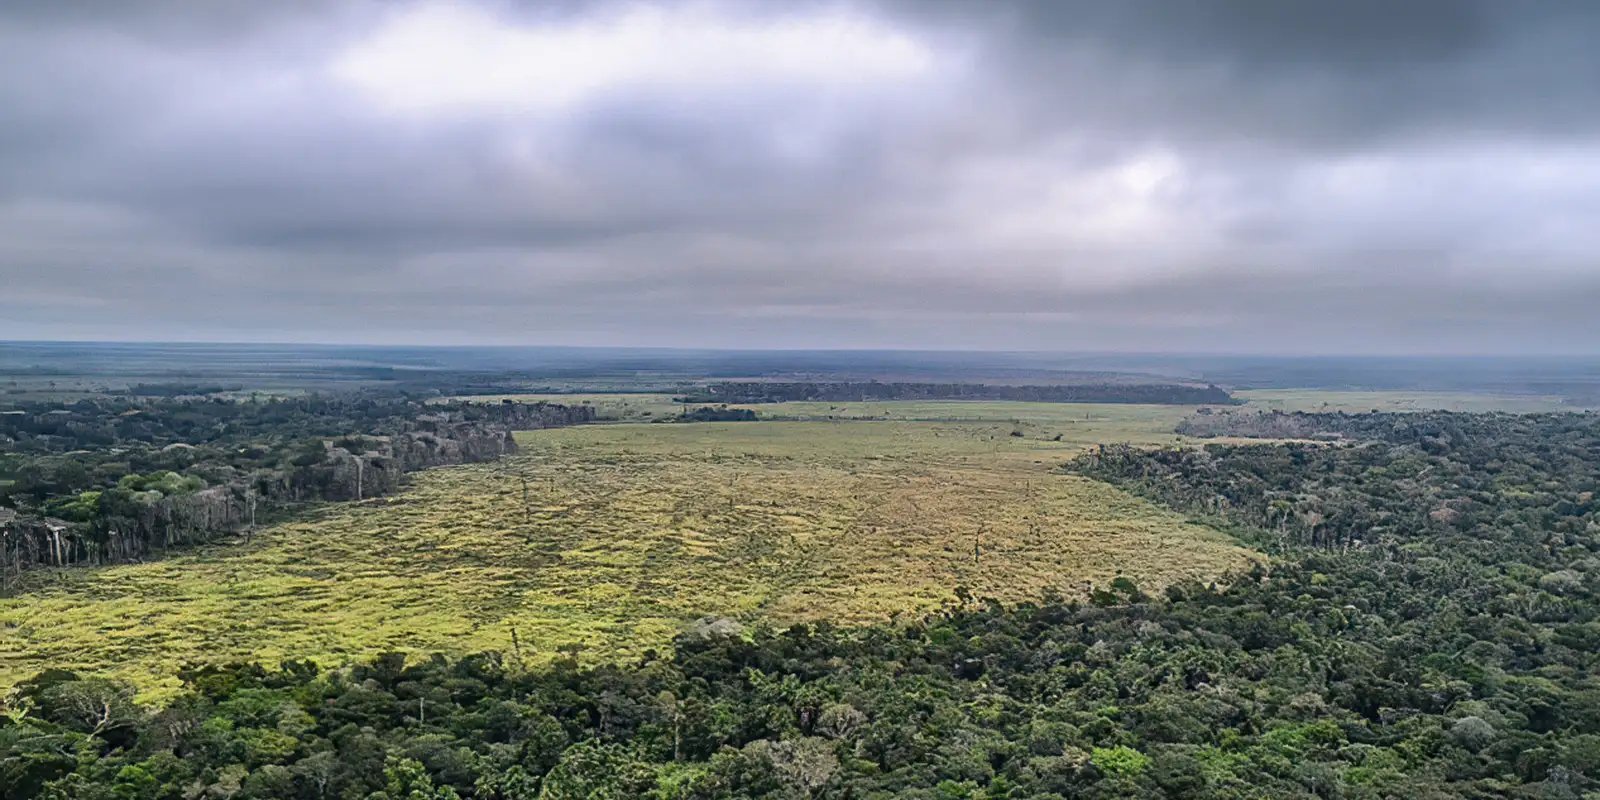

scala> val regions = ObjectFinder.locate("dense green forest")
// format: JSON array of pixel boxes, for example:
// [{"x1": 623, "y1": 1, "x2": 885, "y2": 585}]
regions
[
  {"x1": 1169, "y1": 407, "x2": 1531, "y2": 441},
  {"x1": 4, "y1": 409, "x2": 1596, "y2": 798},
  {"x1": 0, "y1": 397, "x2": 592, "y2": 577},
  {"x1": 678, "y1": 382, "x2": 1239, "y2": 406},
  {"x1": 676, "y1": 406, "x2": 759, "y2": 423}
]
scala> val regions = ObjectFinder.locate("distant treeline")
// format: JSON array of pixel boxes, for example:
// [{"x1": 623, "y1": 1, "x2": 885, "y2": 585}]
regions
[
  {"x1": 676, "y1": 406, "x2": 759, "y2": 422},
  {"x1": 1085, "y1": 410, "x2": 1600, "y2": 552},
  {"x1": 0, "y1": 397, "x2": 592, "y2": 581},
  {"x1": 125, "y1": 383, "x2": 247, "y2": 397},
  {"x1": 1174, "y1": 407, "x2": 1534, "y2": 443},
  {"x1": 678, "y1": 381, "x2": 1238, "y2": 405}
]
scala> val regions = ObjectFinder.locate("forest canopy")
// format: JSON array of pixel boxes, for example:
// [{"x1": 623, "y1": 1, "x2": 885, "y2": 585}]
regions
[
  {"x1": 3, "y1": 409, "x2": 1597, "y2": 798},
  {"x1": 0, "y1": 396, "x2": 592, "y2": 578}
]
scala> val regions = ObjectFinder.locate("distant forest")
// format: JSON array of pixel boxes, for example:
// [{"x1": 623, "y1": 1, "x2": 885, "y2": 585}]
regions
[
  {"x1": 678, "y1": 382, "x2": 1238, "y2": 406},
  {"x1": 7, "y1": 344, "x2": 1597, "y2": 405},
  {"x1": 676, "y1": 406, "x2": 759, "y2": 422}
]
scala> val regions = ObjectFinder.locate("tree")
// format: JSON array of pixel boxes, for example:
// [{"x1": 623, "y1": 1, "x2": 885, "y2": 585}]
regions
[
  {"x1": 536, "y1": 741, "x2": 656, "y2": 800},
  {"x1": 1090, "y1": 746, "x2": 1150, "y2": 780},
  {"x1": 381, "y1": 755, "x2": 461, "y2": 800}
]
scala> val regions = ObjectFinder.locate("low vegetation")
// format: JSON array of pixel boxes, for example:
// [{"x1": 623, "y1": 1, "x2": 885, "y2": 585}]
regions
[
  {"x1": 0, "y1": 416, "x2": 1254, "y2": 698},
  {"x1": 1233, "y1": 388, "x2": 1585, "y2": 414},
  {"x1": 455, "y1": 394, "x2": 1210, "y2": 433},
  {"x1": 678, "y1": 381, "x2": 1238, "y2": 405}
]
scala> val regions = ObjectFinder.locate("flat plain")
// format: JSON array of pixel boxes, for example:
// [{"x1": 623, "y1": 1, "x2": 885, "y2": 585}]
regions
[
  {"x1": 1233, "y1": 388, "x2": 1585, "y2": 413},
  {"x1": 0, "y1": 404, "x2": 1259, "y2": 697},
  {"x1": 472, "y1": 390, "x2": 1591, "y2": 419}
]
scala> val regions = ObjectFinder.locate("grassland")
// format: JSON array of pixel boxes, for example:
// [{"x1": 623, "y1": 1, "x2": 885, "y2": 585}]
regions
[
  {"x1": 1233, "y1": 388, "x2": 1585, "y2": 413},
  {"x1": 477, "y1": 389, "x2": 1591, "y2": 420},
  {"x1": 1, "y1": 407, "x2": 1259, "y2": 698},
  {"x1": 458, "y1": 392, "x2": 1207, "y2": 429}
]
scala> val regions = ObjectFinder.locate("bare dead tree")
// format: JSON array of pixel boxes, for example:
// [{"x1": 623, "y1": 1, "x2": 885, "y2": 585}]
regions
[{"x1": 246, "y1": 488, "x2": 257, "y2": 544}]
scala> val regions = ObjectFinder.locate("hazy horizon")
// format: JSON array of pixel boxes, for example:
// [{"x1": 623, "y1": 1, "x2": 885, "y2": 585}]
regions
[
  {"x1": 5, "y1": 1, "x2": 1599, "y2": 353},
  {"x1": 9, "y1": 338, "x2": 1600, "y2": 365}
]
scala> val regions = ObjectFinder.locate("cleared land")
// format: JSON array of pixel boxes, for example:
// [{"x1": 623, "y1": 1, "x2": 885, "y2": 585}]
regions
[
  {"x1": 458, "y1": 393, "x2": 1208, "y2": 428},
  {"x1": 467, "y1": 388, "x2": 1593, "y2": 421},
  {"x1": 1234, "y1": 388, "x2": 1584, "y2": 413},
  {"x1": 1, "y1": 407, "x2": 1257, "y2": 697}
]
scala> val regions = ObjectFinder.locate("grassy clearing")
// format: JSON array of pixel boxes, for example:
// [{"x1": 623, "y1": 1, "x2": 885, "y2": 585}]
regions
[
  {"x1": 1, "y1": 409, "x2": 1257, "y2": 698},
  {"x1": 469, "y1": 389, "x2": 1595, "y2": 417},
  {"x1": 1235, "y1": 388, "x2": 1583, "y2": 413},
  {"x1": 456, "y1": 393, "x2": 1207, "y2": 429}
]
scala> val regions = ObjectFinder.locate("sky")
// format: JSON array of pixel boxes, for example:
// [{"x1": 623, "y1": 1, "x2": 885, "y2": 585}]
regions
[{"x1": 2, "y1": 0, "x2": 1598, "y2": 354}]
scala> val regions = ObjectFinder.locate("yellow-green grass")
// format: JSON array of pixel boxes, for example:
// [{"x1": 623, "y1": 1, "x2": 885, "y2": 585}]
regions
[
  {"x1": 1236, "y1": 389, "x2": 1584, "y2": 413},
  {"x1": 1, "y1": 414, "x2": 1257, "y2": 698},
  {"x1": 464, "y1": 389, "x2": 1592, "y2": 418},
  {"x1": 455, "y1": 392, "x2": 1209, "y2": 428}
]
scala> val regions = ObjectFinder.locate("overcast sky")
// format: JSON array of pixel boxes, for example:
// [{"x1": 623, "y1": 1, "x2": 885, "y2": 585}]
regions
[{"x1": 3, "y1": 0, "x2": 1598, "y2": 353}]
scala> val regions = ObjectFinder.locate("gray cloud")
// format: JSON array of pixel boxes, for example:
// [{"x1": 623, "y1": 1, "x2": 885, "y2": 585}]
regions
[{"x1": 2, "y1": 0, "x2": 1598, "y2": 353}]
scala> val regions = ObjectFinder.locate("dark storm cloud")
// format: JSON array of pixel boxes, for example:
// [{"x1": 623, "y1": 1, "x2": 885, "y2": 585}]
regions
[
  {"x1": 2, "y1": 0, "x2": 1598, "y2": 353},
  {"x1": 911, "y1": 0, "x2": 1600, "y2": 147}
]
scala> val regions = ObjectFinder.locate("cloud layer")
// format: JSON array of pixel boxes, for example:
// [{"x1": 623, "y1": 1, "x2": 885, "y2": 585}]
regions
[{"x1": 3, "y1": 0, "x2": 1598, "y2": 353}]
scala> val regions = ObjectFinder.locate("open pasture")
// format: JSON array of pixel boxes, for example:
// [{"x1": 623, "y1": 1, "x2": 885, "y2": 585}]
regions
[
  {"x1": 1, "y1": 409, "x2": 1257, "y2": 697},
  {"x1": 465, "y1": 387, "x2": 1594, "y2": 426},
  {"x1": 458, "y1": 392, "x2": 1205, "y2": 430},
  {"x1": 1234, "y1": 388, "x2": 1585, "y2": 413}
]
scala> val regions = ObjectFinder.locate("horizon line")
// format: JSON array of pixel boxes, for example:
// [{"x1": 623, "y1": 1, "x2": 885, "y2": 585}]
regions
[{"x1": 4, "y1": 337, "x2": 1600, "y2": 360}]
